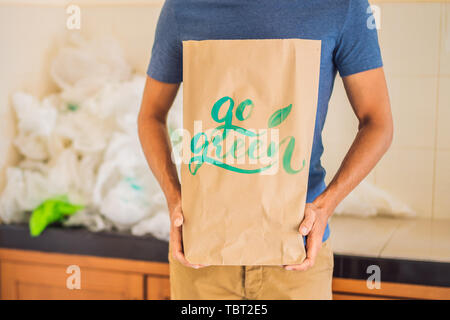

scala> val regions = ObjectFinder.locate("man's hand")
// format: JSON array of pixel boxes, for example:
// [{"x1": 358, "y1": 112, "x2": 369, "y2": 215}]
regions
[
  {"x1": 284, "y1": 203, "x2": 329, "y2": 271},
  {"x1": 170, "y1": 203, "x2": 207, "y2": 269}
]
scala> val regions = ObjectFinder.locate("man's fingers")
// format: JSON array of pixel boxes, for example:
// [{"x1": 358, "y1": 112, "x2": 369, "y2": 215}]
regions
[
  {"x1": 284, "y1": 256, "x2": 316, "y2": 271},
  {"x1": 174, "y1": 216, "x2": 183, "y2": 227},
  {"x1": 170, "y1": 220, "x2": 206, "y2": 269},
  {"x1": 171, "y1": 208, "x2": 184, "y2": 227},
  {"x1": 286, "y1": 205, "x2": 328, "y2": 272},
  {"x1": 299, "y1": 207, "x2": 316, "y2": 236},
  {"x1": 169, "y1": 205, "x2": 205, "y2": 269},
  {"x1": 174, "y1": 250, "x2": 207, "y2": 269},
  {"x1": 304, "y1": 235, "x2": 320, "y2": 267},
  {"x1": 284, "y1": 258, "x2": 313, "y2": 271},
  {"x1": 284, "y1": 234, "x2": 322, "y2": 271},
  {"x1": 173, "y1": 243, "x2": 208, "y2": 269}
]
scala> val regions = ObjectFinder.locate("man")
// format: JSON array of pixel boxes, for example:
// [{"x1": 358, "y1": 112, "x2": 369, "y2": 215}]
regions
[{"x1": 138, "y1": 0, "x2": 393, "y2": 299}]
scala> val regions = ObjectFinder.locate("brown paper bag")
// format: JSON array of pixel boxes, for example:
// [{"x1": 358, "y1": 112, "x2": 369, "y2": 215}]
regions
[{"x1": 181, "y1": 39, "x2": 321, "y2": 265}]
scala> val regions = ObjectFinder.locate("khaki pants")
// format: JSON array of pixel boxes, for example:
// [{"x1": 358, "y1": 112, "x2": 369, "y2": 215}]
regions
[{"x1": 169, "y1": 240, "x2": 334, "y2": 300}]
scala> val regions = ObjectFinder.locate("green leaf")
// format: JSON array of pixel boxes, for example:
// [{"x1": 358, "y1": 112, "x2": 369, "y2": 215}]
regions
[{"x1": 267, "y1": 104, "x2": 292, "y2": 128}]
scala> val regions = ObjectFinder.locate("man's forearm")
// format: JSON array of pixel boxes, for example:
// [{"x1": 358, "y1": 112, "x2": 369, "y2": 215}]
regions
[
  {"x1": 138, "y1": 78, "x2": 202, "y2": 268},
  {"x1": 137, "y1": 77, "x2": 181, "y2": 212},
  {"x1": 313, "y1": 118, "x2": 393, "y2": 218},
  {"x1": 138, "y1": 116, "x2": 181, "y2": 209},
  {"x1": 138, "y1": 116, "x2": 181, "y2": 211}
]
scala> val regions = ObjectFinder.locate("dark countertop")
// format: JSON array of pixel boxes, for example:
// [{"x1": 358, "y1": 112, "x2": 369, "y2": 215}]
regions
[
  {"x1": 0, "y1": 224, "x2": 169, "y2": 263},
  {"x1": 0, "y1": 224, "x2": 449, "y2": 288}
]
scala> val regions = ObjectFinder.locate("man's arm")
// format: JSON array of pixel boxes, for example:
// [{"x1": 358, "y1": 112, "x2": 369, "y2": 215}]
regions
[
  {"x1": 138, "y1": 76, "x2": 204, "y2": 268},
  {"x1": 286, "y1": 67, "x2": 393, "y2": 271}
]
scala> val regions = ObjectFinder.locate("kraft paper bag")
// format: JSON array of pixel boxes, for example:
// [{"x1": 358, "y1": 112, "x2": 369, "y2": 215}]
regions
[{"x1": 181, "y1": 39, "x2": 321, "y2": 265}]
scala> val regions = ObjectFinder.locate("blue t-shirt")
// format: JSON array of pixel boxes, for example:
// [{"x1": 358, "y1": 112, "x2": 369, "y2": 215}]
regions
[{"x1": 148, "y1": 0, "x2": 383, "y2": 242}]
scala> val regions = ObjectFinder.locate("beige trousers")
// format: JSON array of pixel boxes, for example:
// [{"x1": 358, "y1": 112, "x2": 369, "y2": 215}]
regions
[{"x1": 169, "y1": 240, "x2": 334, "y2": 300}]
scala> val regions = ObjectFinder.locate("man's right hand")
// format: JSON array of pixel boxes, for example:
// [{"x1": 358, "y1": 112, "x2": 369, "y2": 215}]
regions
[{"x1": 170, "y1": 204, "x2": 207, "y2": 269}]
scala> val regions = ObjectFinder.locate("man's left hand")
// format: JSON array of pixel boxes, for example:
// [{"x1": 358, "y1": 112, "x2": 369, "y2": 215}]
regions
[{"x1": 284, "y1": 203, "x2": 329, "y2": 271}]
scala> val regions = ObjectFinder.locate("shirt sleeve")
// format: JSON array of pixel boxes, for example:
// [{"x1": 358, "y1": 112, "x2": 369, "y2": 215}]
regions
[
  {"x1": 147, "y1": 0, "x2": 182, "y2": 83},
  {"x1": 334, "y1": 0, "x2": 383, "y2": 77}
]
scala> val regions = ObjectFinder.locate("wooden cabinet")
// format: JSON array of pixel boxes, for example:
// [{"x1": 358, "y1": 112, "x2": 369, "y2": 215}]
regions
[
  {"x1": 1, "y1": 248, "x2": 449, "y2": 300},
  {"x1": 0, "y1": 248, "x2": 169, "y2": 300},
  {"x1": 332, "y1": 278, "x2": 450, "y2": 300},
  {"x1": 1, "y1": 261, "x2": 144, "y2": 300},
  {"x1": 146, "y1": 275, "x2": 171, "y2": 300}
]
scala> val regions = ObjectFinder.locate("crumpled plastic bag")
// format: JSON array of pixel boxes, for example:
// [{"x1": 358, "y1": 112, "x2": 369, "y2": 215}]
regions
[
  {"x1": 63, "y1": 207, "x2": 113, "y2": 233},
  {"x1": 13, "y1": 92, "x2": 57, "y2": 137},
  {"x1": 82, "y1": 76, "x2": 145, "y2": 133},
  {"x1": 93, "y1": 132, "x2": 168, "y2": 229},
  {"x1": 0, "y1": 167, "x2": 53, "y2": 223},
  {"x1": 0, "y1": 148, "x2": 94, "y2": 224},
  {"x1": 131, "y1": 212, "x2": 170, "y2": 241},
  {"x1": 12, "y1": 92, "x2": 58, "y2": 161},
  {"x1": 334, "y1": 180, "x2": 415, "y2": 217},
  {"x1": 50, "y1": 34, "x2": 131, "y2": 103},
  {"x1": 0, "y1": 168, "x2": 30, "y2": 223}
]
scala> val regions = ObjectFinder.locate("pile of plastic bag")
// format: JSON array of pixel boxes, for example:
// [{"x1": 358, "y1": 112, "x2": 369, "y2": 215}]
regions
[{"x1": 0, "y1": 35, "x2": 182, "y2": 241}]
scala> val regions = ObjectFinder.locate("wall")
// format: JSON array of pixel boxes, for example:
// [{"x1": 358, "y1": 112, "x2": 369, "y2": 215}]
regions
[{"x1": 323, "y1": 1, "x2": 450, "y2": 219}]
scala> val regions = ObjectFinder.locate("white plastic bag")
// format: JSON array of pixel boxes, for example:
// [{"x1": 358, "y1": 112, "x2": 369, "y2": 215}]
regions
[
  {"x1": 12, "y1": 92, "x2": 57, "y2": 137},
  {"x1": 51, "y1": 35, "x2": 131, "y2": 103},
  {"x1": 131, "y1": 212, "x2": 170, "y2": 241},
  {"x1": 93, "y1": 133, "x2": 167, "y2": 228},
  {"x1": 63, "y1": 207, "x2": 113, "y2": 232},
  {"x1": 0, "y1": 167, "x2": 50, "y2": 222},
  {"x1": 334, "y1": 180, "x2": 415, "y2": 217},
  {"x1": 12, "y1": 92, "x2": 58, "y2": 160}
]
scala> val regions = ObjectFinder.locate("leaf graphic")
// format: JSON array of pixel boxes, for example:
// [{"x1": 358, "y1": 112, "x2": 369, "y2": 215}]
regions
[{"x1": 268, "y1": 104, "x2": 292, "y2": 128}]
